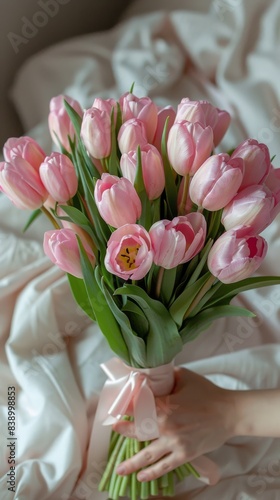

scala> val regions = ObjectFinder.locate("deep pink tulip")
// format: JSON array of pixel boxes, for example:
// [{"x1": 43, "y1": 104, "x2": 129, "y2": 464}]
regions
[
  {"x1": 3, "y1": 136, "x2": 46, "y2": 170},
  {"x1": 94, "y1": 173, "x2": 142, "y2": 228},
  {"x1": 118, "y1": 118, "x2": 148, "y2": 154},
  {"x1": 231, "y1": 139, "x2": 271, "y2": 190},
  {"x1": 167, "y1": 120, "x2": 213, "y2": 176},
  {"x1": 175, "y1": 98, "x2": 231, "y2": 146},
  {"x1": 39, "y1": 152, "x2": 78, "y2": 203},
  {"x1": 120, "y1": 144, "x2": 165, "y2": 200},
  {"x1": 48, "y1": 95, "x2": 83, "y2": 152},
  {"x1": 153, "y1": 106, "x2": 176, "y2": 152},
  {"x1": 0, "y1": 158, "x2": 48, "y2": 210},
  {"x1": 105, "y1": 224, "x2": 153, "y2": 280},
  {"x1": 120, "y1": 93, "x2": 158, "y2": 142},
  {"x1": 207, "y1": 227, "x2": 267, "y2": 284},
  {"x1": 81, "y1": 107, "x2": 111, "y2": 159},
  {"x1": 222, "y1": 185, "x2": 275, "y2": 235},
  {"x1": 189, "y1": 154, "x2": 244, "y2": 210},
  {"x1": 149, "y1": 213, "x2": 207, "y2": 269},
  {"x1": 43, "y1": 228, "x2": 95, "y2": 278}
]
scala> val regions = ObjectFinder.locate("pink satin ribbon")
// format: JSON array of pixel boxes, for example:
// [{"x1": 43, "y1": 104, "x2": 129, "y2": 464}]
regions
[{"x1": 80, "y1": 358, "x2": 219, "y2": 499}]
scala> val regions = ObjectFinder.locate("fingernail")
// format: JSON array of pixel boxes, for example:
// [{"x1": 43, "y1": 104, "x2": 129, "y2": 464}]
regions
[
  {"x1": 137, "y1": 472, "x2": 147, "y2": 482},
  {"x1": 116, "y1": 465, "x2": 126, "y2": 475}
]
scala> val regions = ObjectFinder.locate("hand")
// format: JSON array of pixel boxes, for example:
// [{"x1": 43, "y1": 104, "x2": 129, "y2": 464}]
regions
[{"x1": 113, "y1": 367, "x2": 235, "y2": 482}]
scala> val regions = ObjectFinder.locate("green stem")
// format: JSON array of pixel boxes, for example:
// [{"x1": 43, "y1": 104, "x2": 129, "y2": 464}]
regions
[
  {"x1": 178, "y1": 174, "x2": 190, "y2": 215},
  {"x1": 155, "y1": 267, "x2": 165, "y2": 299},
  {"x1": 183, "y1": 274, "x2": 216, "y2": 319},
  {"x1": 98, "y1": 434, "x2": 126, "y2": 491},
  {"x1": 41, "y1": 206, "x2": 60, "y2": 229}
]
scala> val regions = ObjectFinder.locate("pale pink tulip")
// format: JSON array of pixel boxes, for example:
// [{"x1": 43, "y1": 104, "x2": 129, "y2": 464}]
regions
[
  {"x1": 149, "y1": 213, "x2": 207, "y2": 269},
  {"x1": 92, "y1": 97, "x2": 117, "y2": 122},
  {"x1": 3, "y1": 136, "x2": 46, "y2": 170},
  {"x1": 120, "y1": 93, "x2": 158, "y2": 142},
  {"x1": 222, "y1": 185, "x2": 275, "y2": 235},
  {"x1": 117, "y1": 118, "x2": 148, "y2": 154},
  {"x1": 153, "y1": 106, "x2": 176, "y2": 152},
  {"x1": 175, "y1": 98, "x2": 230, "y2": 146},
  {"x1": 189, "y1": 154, "x2": 244, "y2": 210},
  {"x1": 105, "y1": 224, "x2": 153, "y2": 280},
  {"x1": 231, "y1": 139, "x2": 270, "y2": 190},
  {"x1": 207, "y1": 227, "x2": 267, "y2": 284},
  {"x1": 43, "y1": 228, "x2": 95, "y2": 278},
  {"x1": 40, "y1": 152, "x2": 78, "y2": 203},
  {"x1": 94, "y1": 173, "x2": 142, "y2": 228},
  {"x1": 264, "y1": 166, "x2": 280, "y2": 221},
  {"x1": 0, "y1": 158, "x2": 48, "y2": 210},
  {"x1": 167, "y1": 120, "x2": 213, "y2": 176},
  {"x1": 81, "y1": 107, "x2": 111, "y2": 159},
  {"x1": 120, "y1": 144, "x2": 165, "y2": 200},
  {"x1": 48, "y1": 95, "x2": 83, "y2": 151}
]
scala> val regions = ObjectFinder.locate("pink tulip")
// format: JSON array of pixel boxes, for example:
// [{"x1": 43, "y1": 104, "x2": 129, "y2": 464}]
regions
[
  {"x1": 153, "y1": 106, "x2": 176, "y2": 152},
  {"x1": 0, "y1": 158, "x2": 48, "y2": 210},
  {"x1": 175, "y1": 98, "x2": 230, "y2": 146},
  {"x1": 43, "y1": 228, "x2": 95, "y2": 278},
  {"x1": 118, "y1": 118, "x2": 148, "y2": 154},
  {"x1": 167, "y1": 120, "x2": 213, "y2": 176},
  {"x1": 94, "y1": 173, "x2": 142, "y2": 228},
  {"x1": 105, "y1": 224, "x2": 153, "y2": 280},
  {"x1": 92, "y1": 97, "x2": 117, "y2": 122},
  {"x1": 120, "y1": 144, "x2": 165, "y2": 200},
  {"x1": 149, "y1": 213, "x2": 207, "y2": 269},
  {"x1": 231, "y1": 139, "x2": 271, "y2": 190},
  {"x1": 120, "y1": 93, "x2": 158, "y2": 142},
  {"x1": 3, "y1": 136, "x2": 46, "y2": 170},
  {"x1": 207, "y1": 227, "x2": 267, "y2": 284},
  {"x1": 40, "y1": 152, "x2": 78, "y2": 203},
  {"x1": 222, "y1": 185, "x2": 275, "y2": 235},
  {"x1": 81, "y1": 107, "x2": 111, "y2": 159},
  {"x1": 189, "y1": 154, "x2": 244, "y2": 210},
  {"x1": 264, "y1": 166, "x2": 280, "y2": 221},
  {"x1": 48, "y1": 95, "x2": 83, "y2": 152}
]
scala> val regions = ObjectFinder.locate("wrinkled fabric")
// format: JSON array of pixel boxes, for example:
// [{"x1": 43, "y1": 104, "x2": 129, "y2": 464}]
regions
[{"x1": 1, "y1": 0, "x2": 280, "y2": 498}]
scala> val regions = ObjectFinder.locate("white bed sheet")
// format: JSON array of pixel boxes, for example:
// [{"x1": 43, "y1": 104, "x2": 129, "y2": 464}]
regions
[{"x1": 1, "y1": 1, "x2": 280, "y2": 499}]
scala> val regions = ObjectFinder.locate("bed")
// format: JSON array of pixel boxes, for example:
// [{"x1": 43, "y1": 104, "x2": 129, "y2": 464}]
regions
[{"x1": 1, "y1": 1, "x2": 280, "y2": 498}]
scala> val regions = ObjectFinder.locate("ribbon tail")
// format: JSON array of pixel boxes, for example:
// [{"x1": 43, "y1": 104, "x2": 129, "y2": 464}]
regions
[{"x1": 133, "y1": 381, "x2": 160, "y2": 441}]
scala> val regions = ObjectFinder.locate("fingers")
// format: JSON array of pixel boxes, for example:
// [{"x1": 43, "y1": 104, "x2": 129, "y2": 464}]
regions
[{"x1": 116, "y1": 439, "x2": 168, "y2": 478}]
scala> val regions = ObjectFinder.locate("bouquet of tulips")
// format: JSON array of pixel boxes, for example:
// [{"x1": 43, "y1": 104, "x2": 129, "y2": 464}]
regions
[{"x1": 1, "y1": 88, "x2": 280, "y2": 500}]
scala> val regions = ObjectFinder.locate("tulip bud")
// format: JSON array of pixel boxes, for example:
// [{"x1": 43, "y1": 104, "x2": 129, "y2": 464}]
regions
[
  {"x1": 149, "y1": 213, "x2": 207, "y2": 269},
  {"x1": 231, "y1": 139, "x2": 271, "y2": 190},
  {"x1": 120, "y1": 144, "x2": 165, "y2": 200},
  {"x1": 264, "y1": 165, "x2": 280, "y2": 221},
  {"x1": 153, "y1": 106, "x2": 176, "y2": 152},
  {"x1": 189, "y1": 154, "x2": 244, "y2": 211},
  {"x1": 167, "y1": 120, "x2": 213, "y2": 176},
  {"x1": 39, "y1": 152, "x2": 78, "y2": 203},
  {"x1": 43, "y1": 228, "x2": 95, "y2": 278},
  {"x1": 208, "y1": 227, "x2": 267, "y2": 283},
  {"x1": 120, "y1": 93, "x2": 158, "y2": 142},
  {"x1": 117, "y1": 118, "x2": 148, "y2": 154},
  {"x1": 3, "y1": 136, "x2": 46, "y2": 170},
  {"x1": 94, "y1": 173, "x2": 142, "y2": 228},
  {"x1": 48, "y1": 95, "x2": 83, "y2": 152},
  {"x1": 92, "y1": 97, "x2": 117, "y2": 121},
  {"x1": 81, "y1": 107, "x2": 111, "y2": 159},
  {"x1": 0, "y1": 158, "x2": 48, "y2": 210},
  {"x1": 105, "y1": 224, "x2": 153, "y2": 280}
]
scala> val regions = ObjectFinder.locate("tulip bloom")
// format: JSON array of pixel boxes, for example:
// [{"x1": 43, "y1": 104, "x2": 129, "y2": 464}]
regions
[
  {"x1": 94, "y1": 174, "x2": 142, "y2": 228},
  {"x1": 175, "y1": 98, "x2": 231, "y2": 146},
  {"x1": 105, "y1": 224, "x2": 153, "y2": 280},
  {"x1": 3, "y1": 136, "x2": 46, "y2": 170},
  {"x1": 264, "y1": 166, "x2": 280, "y2": 221},
  {"x1": 231, "y1": 139, "x2": 270, "y2": 190},
  {"x1": 120, "y1": 93, "x2": 158, "y2": 142},
  {"x1": 167, "y1": 120, "x2": 213, "y2": 176},
  {"x1": 208, "y1": 227, "x2": 267, "y2": 283},
  {"x1": 48, "y1": 95, "x2": 83, "y2": 152},
  {"x1": 40, "y1": 152, "x2": 78, "y2": 203},
  {"x1": 118, "y1": 118, "x2": 148, "y2": 154},
  {"x1": 81, "y1": 107, "x2": 111, "y2": 159},
  {"x1": 153, "y1": 106, "x2": 176, "y2": 152},
  {"x1": 189, "y1": 154, "x2": 244, "y2": 210},
  {"x1": 149, "y1": 213, "x2": 207, "y2": 269},
  {"x1": 44, "y1": 228, "x2": 95, "y2": 278},
  {"x1": 120, "y1": 144, "x2": 165, "y2": 200},
  {"x1": 92, "y1": 97, "x2": 117, "y2": 122},
  {"x1": 222, "y1": 185, "x2": 275, "y2": 235},
  {"x1": 0, "y1": 158, "x2": 48, "y2": 210}
]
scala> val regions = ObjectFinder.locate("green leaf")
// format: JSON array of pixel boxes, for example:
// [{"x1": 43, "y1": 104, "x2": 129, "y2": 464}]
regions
[
  {"x1": 122, "y1": 300, "x2": 149, "y2": 338},
  {"x1": 169, "y1": 272, "x2": 212, "y2": 327},
  {"x1": 161, "y1": 117, "x2": 178, "y2": 218},
  {"x1": 180, "y1": 305, "x2": 255, "y2": 344},
  {"x1": 160, "y1": 267, "x2": 177, "y2": 305},
  {"x1": 23, "y1": 209, "x2": 41, "y2": 232},
  {"x1": 134, "y1": 147, "x2": 151, "y2": 230},
  {"x1": 58, "y1": 204, "x2": 98, "y2": 255},
  {"x1": 106, "y1": 109, "x2": 120, "y2": 176},
  {"x1": 115, "y1": 284, "x2": 182, "y2": 367},
  {"x1": 67, "y1": 273, "x2": 96, "y2": 322},
  {"x1": 187, "y1": 239, "x2": 213, "y2": 286}
]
